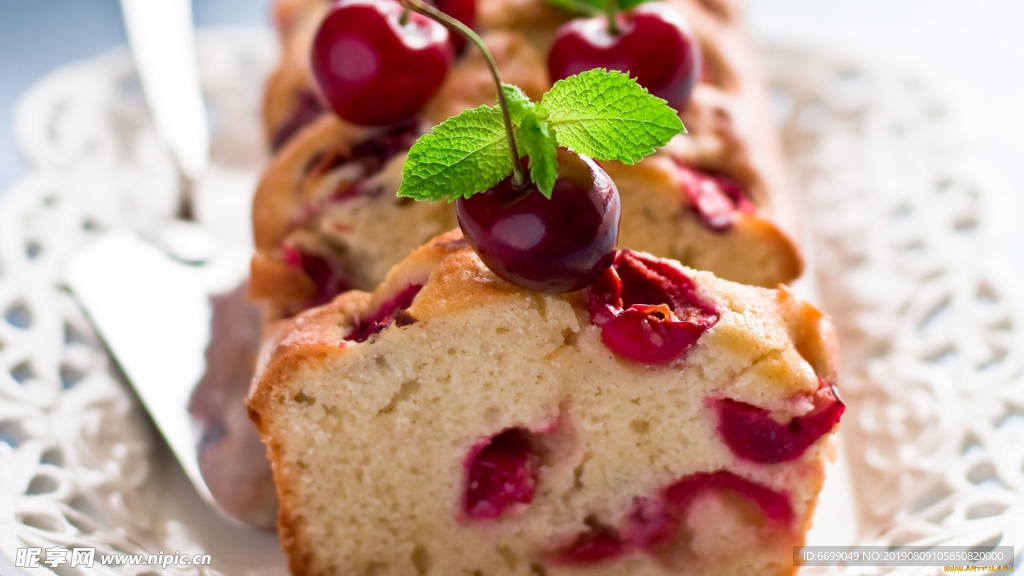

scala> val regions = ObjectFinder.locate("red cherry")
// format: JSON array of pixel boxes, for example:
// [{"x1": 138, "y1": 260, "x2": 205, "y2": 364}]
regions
[
  {"x1": 456, "y1": 150, "x2": 620, "y2": 294},
  {"x1": 311, "y1": 0, "x2": 453, "y2": 126},
  {"x1": 548, "y1": 3, "x2": 701, "y2": 111},
  {"x1": 433, "y1": 0, "x2": 475, "y2": 29}
]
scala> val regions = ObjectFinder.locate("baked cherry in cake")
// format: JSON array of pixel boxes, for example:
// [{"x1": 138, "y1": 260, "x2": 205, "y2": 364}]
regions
[
  {"x1": 270, "y1": 90, "x2": 325, "y2": 151},
  {"x1": 676, "y1": 163, "x2": 755, "y2": 233},
  {"x1": 462, "y1": 427, "x2": 539, "y2": 520},
  {"x1": 345, "y1": 282, "x2": 424, "y2": 342},
  {"x1": 281, "y1": 245, "x2": 351, "y2": 306},
  {"x1": 716, "y1": 379, "x2": 845, "y2": 464},
  {"x1": 548, "y1": 3, "x2": 701, "y2": 110},
  {"x1": 311, "y1": 0, "x2": 453, "y2": 126},
  {"x1": 588, "y1": 249, "x2": 718, "y2": 364},
  {"x1": 456, "y1": 150, "x2": 620, "y2": 294}
]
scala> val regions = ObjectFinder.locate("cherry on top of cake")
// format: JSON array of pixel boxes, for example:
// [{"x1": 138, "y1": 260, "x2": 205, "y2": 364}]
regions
[
  {"x1": 387, "y1": 0, "x2": 684, "y2": 292},
  {"x1": 307, "y1": 0, "x2": 702, "y2": 130},
  {"x1": 548, "y1": 0, "x2": 702, "y2": 112}
]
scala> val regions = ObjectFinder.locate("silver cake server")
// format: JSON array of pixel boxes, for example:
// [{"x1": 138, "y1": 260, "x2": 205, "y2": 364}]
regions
[{"x1": 65, "y1": 0, "x2": 277, "y2": 528}]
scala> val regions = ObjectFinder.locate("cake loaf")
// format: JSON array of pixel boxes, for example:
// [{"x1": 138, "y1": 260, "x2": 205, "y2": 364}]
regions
[
  {"x1": 249, "y1": 0, "x2": 802, "y2": 319},
  {"x1": 248, "y1": 231, "x2": 841, "y2": 576}
]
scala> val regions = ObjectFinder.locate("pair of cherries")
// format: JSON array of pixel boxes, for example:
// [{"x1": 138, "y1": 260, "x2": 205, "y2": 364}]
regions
[
  {"x1": 309, "y1": 0, "x2": 700, "y2": 296},
  {"x1": 312, "y1": 0, "x2": 701, "y2": 126}
]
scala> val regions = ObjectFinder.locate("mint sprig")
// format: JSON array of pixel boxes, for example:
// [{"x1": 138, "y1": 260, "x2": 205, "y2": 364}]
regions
[
  {"x1": 398, "y1": 70, "x2": 683, "y2": 202},
  {"x1": 542, "y1": 0, "x2": 652, "y2": 16}
]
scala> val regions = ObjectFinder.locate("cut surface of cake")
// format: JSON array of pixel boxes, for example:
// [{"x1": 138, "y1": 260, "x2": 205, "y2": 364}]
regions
[
  {"x1": 249, "y1": 0, "x2": 802, "y2": 319},
  {"x1": 248, "y1": 231, "x2": 841, "y2": 575}
]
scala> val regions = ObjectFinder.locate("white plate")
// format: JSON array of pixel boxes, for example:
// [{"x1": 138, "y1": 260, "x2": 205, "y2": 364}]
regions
[{"x1": 0, "y1": 28, "x2": 1021, "y2": 576}]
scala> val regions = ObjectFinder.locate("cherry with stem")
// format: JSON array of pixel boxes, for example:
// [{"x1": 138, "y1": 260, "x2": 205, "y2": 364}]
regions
[
  {"x1": 402, "y1": 0, "x2": 622, "y2": 293},
  {"x1": 403, "y1": 0, "x2": 527, "y2": 189},
  {"x1": 605, "y1": 0, "x2": 619, "y2": 36},
  {"x1": 548, "y1": 0, "x2": 702, "y2": 111},
  {"x1": 310, "y1": 0, "x2": 452, "y2": 126}
]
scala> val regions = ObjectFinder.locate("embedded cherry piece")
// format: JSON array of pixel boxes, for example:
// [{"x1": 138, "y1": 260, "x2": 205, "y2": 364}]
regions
[
  {"x1": 463, "y1": 428, "x2": 539, "y2": 520},
  {"x1": 288, "y1": 121, "x2": 421, "y2": 232},
  {"x1": 271, "y1": 90, "x2": 325, "y2": 151},
  {"x1": 311, "y1": 0, "x2": 453, "y2": 126},
  {"x1": 283, "y1": 246, "x2": 352, "y2": 306},
  {"x1": 549, "y1": 470, "x2": 792, "y2": 567},
  {"x1": 548, "y1": 3, "x2": 701, "y2": 111},
  {"x1": 601, "y1": 305, "x2": 710, "y2": 364},
  {"x1": 587, "y1": 250, "x2": 717, "y2": 364},
  {"x1": 676, "y1": 164, "x2": 754, "y2": 233},
  {"x1": 636, "y1": 470, "x2": 793, "y2": 552},
  {"x1": 345, "y1": 283, "x2": 424, "y2": 342},
  {"x1": 456, "y1": 150, "x2": 621, "y2": 293},
  {"x1": 347, "y1": 119, "x2": 421, "y2": 174},
  {"x1": 554, "y1": 522, "x2": 628, "y2": 565},
  {"x1": 715, "y1": 380, "x2": 845, "y2": 464}
]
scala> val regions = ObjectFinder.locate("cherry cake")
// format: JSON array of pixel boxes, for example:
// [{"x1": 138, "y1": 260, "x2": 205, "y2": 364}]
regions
[
  {"x1": 250, "y1": 0, "x2": 802, "y2": 319},
  {"x1": 248, "y1": 231, "x2": 841, "y2": 575}
]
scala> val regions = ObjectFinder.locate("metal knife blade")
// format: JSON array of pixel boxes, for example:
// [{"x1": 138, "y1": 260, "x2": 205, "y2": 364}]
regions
[
  {"x1": 65, "y1": 231, "x2": 277, "y2": 527},
  {"x1": 120, "y1": 0, "x2": 209, "y2": 182}
]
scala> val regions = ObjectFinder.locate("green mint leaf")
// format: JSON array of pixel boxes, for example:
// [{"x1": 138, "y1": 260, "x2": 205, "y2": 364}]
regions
[
  {"x1": 617, "y1": 0, "x2": 657, "y2": 8},
  {"x1": 540, "y1": 69, "x2": 684, "y2": 164},
  {"x1": 541, "y1": 0, "x2": 654, "y2": 17},
  {"x1": 397, "y1": 105, "x2": 512, "y2": 202},
  {"x1": 542, "y1": 0, "x2": 601, "y2": 15},
  {"x1": 519, "y1": 112, "x2": 558, "y2": 198},
  {"x1": 502, "y1": 83, "x2": 534, "y2": 124}
]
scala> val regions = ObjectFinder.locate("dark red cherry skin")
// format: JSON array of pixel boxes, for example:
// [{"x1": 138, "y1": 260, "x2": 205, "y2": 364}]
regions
[
  {"x1": 456, "y1": 150, "x2": 620, "y2": 293},
  {"x1": 311, "y1": 0, "x2": 453, "y2": 126},
  {"x1": 432, "y1": 0, "x2": 475, "y2": 50},
  {"x1": 548, "y1": 3, "x2": 701, "y2": 111}
]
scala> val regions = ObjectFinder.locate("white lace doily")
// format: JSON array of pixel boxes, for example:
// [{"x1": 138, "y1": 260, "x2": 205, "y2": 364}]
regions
[{"x1": 0, "y1": 28, "x2": 1021, "y2": 576}]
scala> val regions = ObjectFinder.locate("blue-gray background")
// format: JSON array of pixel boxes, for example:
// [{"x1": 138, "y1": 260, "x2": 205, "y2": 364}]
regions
[{"x1": 0, "y1": 0, "x2": 266, "y2": 189}]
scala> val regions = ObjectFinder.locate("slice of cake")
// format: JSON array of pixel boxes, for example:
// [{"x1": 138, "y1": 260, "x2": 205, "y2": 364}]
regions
[
  {"x1": 248, "y1": 231, "x2": 841, "y2": 575},
  {"x1": 249, "y1": 0, "x2": 802, "y2": 319}
]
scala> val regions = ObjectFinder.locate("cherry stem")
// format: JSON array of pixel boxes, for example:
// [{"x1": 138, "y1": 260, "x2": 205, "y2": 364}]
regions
[
  {"x1": 606, "y1": 0, "x2": 620, "y2": 35},
  {"x1": 399, "y1": 7, "x2": 411, "y2": 26},
  {"x1": 403, "y1": 0, "x2": 528, "y2": 188}
]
